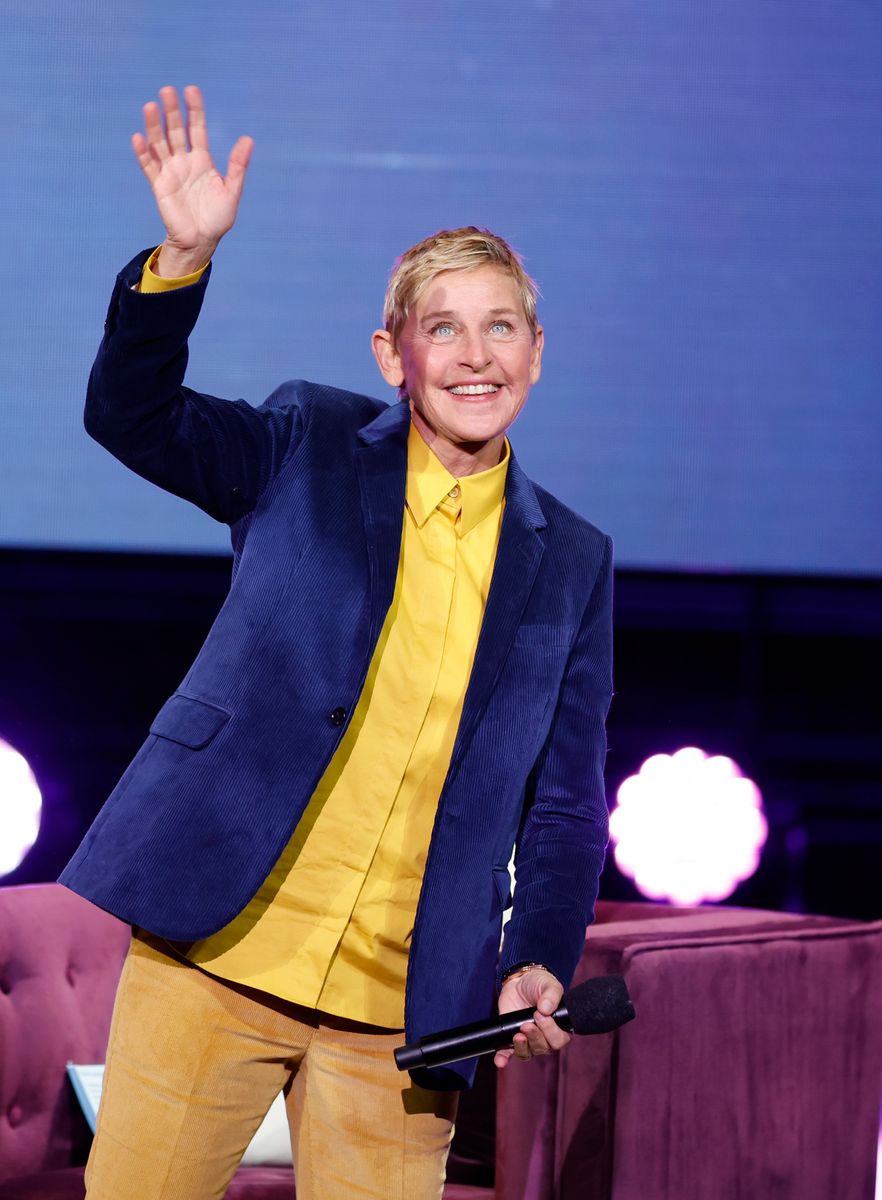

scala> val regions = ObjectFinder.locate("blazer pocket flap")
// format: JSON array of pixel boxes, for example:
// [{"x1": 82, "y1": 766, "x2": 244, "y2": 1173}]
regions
[{"x1": 149, "y1": 693, "x2": 232, "y2": 749}]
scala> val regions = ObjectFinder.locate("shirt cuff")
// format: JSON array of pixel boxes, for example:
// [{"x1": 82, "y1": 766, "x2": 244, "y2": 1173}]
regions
[{"x1": 137, "y1": 246, "x2": 211, "y2": 293}]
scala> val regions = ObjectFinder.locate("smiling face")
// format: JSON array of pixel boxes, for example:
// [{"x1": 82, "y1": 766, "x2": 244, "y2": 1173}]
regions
[{"x1": 372, "y1": 265, "x2": 544, "y2": 476}]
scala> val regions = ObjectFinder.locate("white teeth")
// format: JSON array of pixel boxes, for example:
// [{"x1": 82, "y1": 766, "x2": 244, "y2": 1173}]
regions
[{"x1": 448, "y1": 384, "x2": 499, "y2": 395}]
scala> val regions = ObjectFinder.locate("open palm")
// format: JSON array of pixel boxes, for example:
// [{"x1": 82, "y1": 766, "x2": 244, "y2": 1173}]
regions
[{"x1": 132, "y1": 85, "x2": 253, "y2": 256}]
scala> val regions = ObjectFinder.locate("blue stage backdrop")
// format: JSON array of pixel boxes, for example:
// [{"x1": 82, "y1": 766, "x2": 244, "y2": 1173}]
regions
[{"x1": 1, "y1": 1, "x2": 879, "y2": 574}]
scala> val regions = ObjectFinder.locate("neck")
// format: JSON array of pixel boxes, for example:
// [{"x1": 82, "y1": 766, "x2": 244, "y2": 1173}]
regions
[{"x1": 409, "y1": 407, "x2": 505, "y2": 477}]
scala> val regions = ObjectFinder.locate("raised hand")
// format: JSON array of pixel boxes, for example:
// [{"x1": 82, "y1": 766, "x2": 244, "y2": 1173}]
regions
[{"x1": 132, "y1": 85, "x2": 253, "y2": 276}]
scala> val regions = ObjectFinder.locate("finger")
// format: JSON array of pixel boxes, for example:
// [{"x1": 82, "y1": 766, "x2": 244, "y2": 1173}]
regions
[
  {"x1": 519, "y1": 1020, "x2": 550, "y2": 1056},
  {"x1": 143, "y1": 100, "x2": 170, "y2": 162},
  {"x1": 520, "y1": 1017, "x2": 568, "y2": 1056},
  {"x1": 224, "y1": 136, "x2": 254, "y2": 202},
  {"x1": 494, "y1": 1046, "x2": 515, "y2": 1069},
  {"x1": 534, "y1": 1011, "x2": 572, "y2": 1051},
  {"x1": 183, "y1": 84, "x2": 209, "y2": 152},
  {"x1": 160, "y1": 86, "x2": 188, "y2": 154},
  {"x1": 131, "y1": 132, "x2": 160, "y2": 184},
  {"x1": 513, "y1": 1029, "x2": 532, "y2": 1060}
]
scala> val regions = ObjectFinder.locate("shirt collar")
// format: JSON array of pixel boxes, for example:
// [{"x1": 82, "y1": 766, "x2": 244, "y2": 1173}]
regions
[{"x1": 405, "y1": 421, "x2": 510, "y2": 537}]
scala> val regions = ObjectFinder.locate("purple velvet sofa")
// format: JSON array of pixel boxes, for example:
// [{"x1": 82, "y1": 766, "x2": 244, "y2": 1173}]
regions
[{"x1": 0, "y1": 884, "x2": 879, "y2": 1199}]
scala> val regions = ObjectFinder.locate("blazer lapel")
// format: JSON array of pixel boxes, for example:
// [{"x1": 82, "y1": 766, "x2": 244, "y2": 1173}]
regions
[
  {"x1": 355, "y1": 400, "x2": 411, "y2": 646},
  {"x1": 449, "y1": 451, "x2": 547, "y2": 774}
]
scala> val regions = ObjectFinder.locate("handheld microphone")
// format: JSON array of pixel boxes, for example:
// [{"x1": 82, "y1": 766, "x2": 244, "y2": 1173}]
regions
[{"x1": 394, "y1": 974, "x2": 635, "y2": 1071}]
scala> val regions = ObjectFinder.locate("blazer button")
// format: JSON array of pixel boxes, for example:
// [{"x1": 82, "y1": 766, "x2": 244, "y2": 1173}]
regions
[{"x1": 329, "y1": 707, "x2": 347, "y2": 727}]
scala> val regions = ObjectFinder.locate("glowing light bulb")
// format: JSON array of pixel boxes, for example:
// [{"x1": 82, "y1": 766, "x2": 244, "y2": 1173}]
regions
[
  {"x1": 609, "y1": 747, "x2": 767, "y2": 905},
  {"x1": 0, "y1": 737, "x2": 42, "y2": 876}
]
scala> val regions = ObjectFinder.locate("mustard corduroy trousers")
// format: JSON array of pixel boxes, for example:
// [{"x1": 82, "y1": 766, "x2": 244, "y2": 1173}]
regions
[{"x1": 84, "y1": 931, "x2": 458, "y2": 1199}]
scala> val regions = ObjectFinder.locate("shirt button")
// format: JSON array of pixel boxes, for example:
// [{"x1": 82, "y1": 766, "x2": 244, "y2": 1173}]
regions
[
  {"x1": 449, "y1": 485, "x2": 460, "y2": 498},
  {"x1": 329, "y1": 707, "x2": 347, "y2": 727}
]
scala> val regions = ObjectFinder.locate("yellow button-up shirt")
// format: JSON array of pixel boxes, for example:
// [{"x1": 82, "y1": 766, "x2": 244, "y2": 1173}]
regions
[{"x1": 139, "y1": 249, "x2": 509, "y2": 1027}]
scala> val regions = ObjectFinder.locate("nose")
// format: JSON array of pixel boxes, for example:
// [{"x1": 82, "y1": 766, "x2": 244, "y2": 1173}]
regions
[{"x1": 459, "y1": 329, "x2": 492, "y2": 371}]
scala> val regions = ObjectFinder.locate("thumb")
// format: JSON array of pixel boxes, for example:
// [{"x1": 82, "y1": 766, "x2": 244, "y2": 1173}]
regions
[
  {"x1": 536, "y1": 980, "x2": 563, "y2": 1016},
  {"x1": 225, "y1": 135, "x2": 254, "y2": 199}
]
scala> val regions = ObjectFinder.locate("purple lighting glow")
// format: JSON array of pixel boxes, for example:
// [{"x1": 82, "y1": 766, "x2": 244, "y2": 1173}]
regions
[
  {"x1": 609, "y1": 747, "x2": 767, "y2": 906},
  {"x1": 0, "y1": 737, "x2": 42, "y2": 877}
]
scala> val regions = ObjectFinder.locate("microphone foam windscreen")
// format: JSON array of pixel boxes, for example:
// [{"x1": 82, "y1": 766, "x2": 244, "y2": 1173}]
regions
[{"x1": 566, "y1": 975, "x2": 635, "y2": 1035}]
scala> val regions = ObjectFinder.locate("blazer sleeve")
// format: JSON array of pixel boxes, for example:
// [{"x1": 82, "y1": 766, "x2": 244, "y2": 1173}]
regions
[
  {"x1": 84, "y1": 248, "x2": 305, "y2": 525},
  {"x1": 497, "y1": 533, "x2": 614, "y2": 991}
]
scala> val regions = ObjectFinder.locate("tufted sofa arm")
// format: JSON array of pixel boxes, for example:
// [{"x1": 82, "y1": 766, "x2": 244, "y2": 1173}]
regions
[{"x1": 0, "y1": 884, "x2": 130, "y2": 1184}]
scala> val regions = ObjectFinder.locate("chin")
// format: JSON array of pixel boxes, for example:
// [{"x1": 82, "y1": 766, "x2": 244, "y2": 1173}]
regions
[{"x1": 450, "y1": 423, "x2": 503, "y2": 445}]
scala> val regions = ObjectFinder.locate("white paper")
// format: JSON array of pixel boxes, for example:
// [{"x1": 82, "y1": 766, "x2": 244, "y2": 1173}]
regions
[{"x1": 66, "y1": 1064, "x2": 293, "y2": 1165}]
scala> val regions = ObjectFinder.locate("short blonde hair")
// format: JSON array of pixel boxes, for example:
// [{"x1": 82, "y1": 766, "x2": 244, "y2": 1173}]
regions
[{"x1": 383, "y1": 226, "x2": 540, "y2": 346}]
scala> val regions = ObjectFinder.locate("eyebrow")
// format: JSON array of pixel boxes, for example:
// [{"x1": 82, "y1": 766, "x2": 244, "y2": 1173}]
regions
[{"x1": 419, "y1": 307, "x2": 521, "y2": 323}]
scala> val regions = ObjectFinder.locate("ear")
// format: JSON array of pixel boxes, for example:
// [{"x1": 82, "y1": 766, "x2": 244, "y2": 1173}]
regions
[
  {"x1": 371, "y1": 329, "x2": 405, "y2": 388},
  {"x1": 529, "y1": 325, "x2": 545, "y2": 385}
]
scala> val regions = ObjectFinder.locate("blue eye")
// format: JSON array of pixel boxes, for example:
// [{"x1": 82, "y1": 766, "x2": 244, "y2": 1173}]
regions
[
  {"x1": 431, "y1": 323, "x2": 456, "y2": 337},
  {"x1": 490, "y1": 321, "x2": 512, "y2": 334}
]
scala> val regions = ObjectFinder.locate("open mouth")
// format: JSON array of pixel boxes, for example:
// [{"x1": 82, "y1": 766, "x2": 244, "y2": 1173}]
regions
[{"x1": 446, "y1": 384, "x2": 501, "y2": 396}]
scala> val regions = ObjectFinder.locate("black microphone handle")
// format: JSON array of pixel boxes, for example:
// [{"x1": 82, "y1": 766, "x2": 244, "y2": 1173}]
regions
[{"x1": 394, "y1": 1003, "x2": 573, "y2": 1072}]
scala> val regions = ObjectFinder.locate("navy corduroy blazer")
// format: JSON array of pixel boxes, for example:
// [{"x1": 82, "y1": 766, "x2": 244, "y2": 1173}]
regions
[{"x1": 60, "y1": 249, "x2": 613, "y2": 1089}]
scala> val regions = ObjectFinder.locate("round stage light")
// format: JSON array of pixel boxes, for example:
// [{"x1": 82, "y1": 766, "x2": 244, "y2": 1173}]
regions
[
  {"x1": 0, "y1": 737, "x2": 43, "y2": 877},
  {"x1": 609, "y1": 746, "x2": 767, "y2": 906}
]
